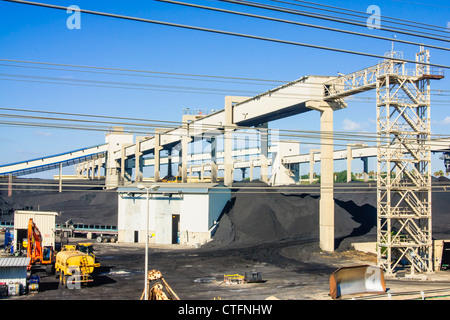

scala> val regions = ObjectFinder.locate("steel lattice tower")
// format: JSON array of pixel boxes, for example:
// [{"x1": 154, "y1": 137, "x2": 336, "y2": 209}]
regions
[{"x1": 376, "y1": 48, "x2": 443, "y2": 275}]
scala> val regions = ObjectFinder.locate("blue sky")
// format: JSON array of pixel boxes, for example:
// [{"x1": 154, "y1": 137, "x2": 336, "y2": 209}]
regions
[{"x1": 0, "y1": 0, "x2": 449, "y2": 177}]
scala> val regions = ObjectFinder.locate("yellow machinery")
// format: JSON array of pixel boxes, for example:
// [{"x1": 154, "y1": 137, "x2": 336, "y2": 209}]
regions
[{"x1": 55, "y1": 245, "x2": 100, "y2": 288}]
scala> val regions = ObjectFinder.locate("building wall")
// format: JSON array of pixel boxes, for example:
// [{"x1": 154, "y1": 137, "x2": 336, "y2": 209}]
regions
[
  {"x1": 117, "y1": 187, "x2": 231, "y2": 246},
  {"x1": 0, "y1": 267, "x2": 27, "y2": 290},
  {"x1": 13, "y1": 210, "x2": 57, "y2": 250}
]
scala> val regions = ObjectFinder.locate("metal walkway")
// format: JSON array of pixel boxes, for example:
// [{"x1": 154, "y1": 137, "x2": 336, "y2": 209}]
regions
[{"x1": 0, "y1": 144, "x2": 108, "y2": 177}]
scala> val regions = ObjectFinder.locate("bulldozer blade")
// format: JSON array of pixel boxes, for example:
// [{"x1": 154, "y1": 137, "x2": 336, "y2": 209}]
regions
[{"x1": 329, "y1": 265, "x2": 386, "y2": 299}]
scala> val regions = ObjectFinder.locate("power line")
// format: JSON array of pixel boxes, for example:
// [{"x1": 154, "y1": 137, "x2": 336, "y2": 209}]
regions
[
  {"x1": 2, "y1": 0, "x2": 449, "y2": 69},
  {"x1": 269, "y1": 0, "x2": 450, "y2": 39},
  {"x1": 286, "y1": 0, "x2": 450, "y2": 34},
  {"x1": 1, "y1": 72, "x2": 448, "y2": 105},
  {"x1": 0, "y1": 58, "x2": 287, "y2": 84},
  {"x1": 1, "y1": 107, "x2": 449, "y2": 150},
  {"x1": 219, "y1": 0, "x2": 450, "y2": 42},
  {"x1": 157, "y1": 0, "x2": 450, "y2": 52}
]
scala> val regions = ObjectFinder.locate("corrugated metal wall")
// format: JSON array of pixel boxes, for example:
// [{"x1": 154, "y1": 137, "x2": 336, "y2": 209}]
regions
[{"x1": 0, "y1": 266, "x2": 27, "y2": 289}]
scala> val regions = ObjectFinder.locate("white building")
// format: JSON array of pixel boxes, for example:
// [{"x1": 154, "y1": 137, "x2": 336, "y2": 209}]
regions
[
  {"x1": 117, "y1": 183, "x2": 231, "y2": 246},
  {"x1": 13, "y1": 210, "x2": 58, "y2": 252}
]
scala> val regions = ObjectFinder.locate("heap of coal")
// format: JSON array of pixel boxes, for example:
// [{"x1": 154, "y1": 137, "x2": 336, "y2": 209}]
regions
[
  {"x1": 1, "y1": 178, "x2": 449, "y2": 250},
  {"x1": 209, "y1": 179, "x2": 450, "y2": 250},
  {"x1": 0, "y1": 179, "x2": 117, "y2": 226}
]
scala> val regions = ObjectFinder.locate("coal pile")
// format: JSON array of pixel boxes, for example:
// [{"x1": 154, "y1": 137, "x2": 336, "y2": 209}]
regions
[
  {"x1": 209, "y1": 179, "x2": 450, "y2": 250},
  {"x1": 0, "y1": 179, "x2": 118, "y2": 226}
]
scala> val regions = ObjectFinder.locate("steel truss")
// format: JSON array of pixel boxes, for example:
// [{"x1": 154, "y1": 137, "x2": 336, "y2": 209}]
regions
[
  {"x1": 324, "y1": 48, "x2": 443, "y2": 275},
  {"x1": 376, "y1": 49, "x2": 440, "y2": 275}
]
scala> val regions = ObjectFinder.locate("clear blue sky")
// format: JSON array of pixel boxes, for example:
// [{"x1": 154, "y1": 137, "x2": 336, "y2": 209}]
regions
[{"x1": 0, "y1": 0, "x2": 449, "y2": 177}]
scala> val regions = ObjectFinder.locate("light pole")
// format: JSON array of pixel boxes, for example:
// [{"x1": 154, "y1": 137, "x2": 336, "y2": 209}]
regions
[{"x1": 137, "y1": 183, "x2": 160, "y2": 300}]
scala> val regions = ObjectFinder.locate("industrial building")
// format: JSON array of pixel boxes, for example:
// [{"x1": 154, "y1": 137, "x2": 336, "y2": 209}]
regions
[
  {"x1": 13, "y1": 210, "x2": 57, "y2": 253},
  {"x1": 117, "y1": 183, "x2": 231, "y2": 246}
]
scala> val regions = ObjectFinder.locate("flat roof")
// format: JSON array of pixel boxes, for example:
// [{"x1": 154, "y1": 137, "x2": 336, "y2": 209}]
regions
[
  {"x1": 14, "y1": 210, "x2": 58, "y2": 216},
  {"x1": 0, "y1": 257, "x2": 30, "y2": 268},
  {"x1": 117, "y1": 183, "x2": 229, "y2": 194}
]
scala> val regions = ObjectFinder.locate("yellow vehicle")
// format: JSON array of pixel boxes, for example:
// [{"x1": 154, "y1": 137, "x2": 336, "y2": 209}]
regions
[
  {"x1": 55, "y1": 245, "x2": 100, "y2": 288},
  {"x1": 161, "y1": 175, "x2": 182, "y2": 183}
]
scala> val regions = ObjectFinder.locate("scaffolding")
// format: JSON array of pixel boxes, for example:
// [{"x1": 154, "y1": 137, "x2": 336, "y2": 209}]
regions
[{"x1": 324, "y1": 47, "x2": 444, "y2": 276}]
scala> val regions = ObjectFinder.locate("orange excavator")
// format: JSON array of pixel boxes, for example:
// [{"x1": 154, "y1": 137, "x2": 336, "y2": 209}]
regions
[{"x1": 27, "y1": 218, "x2": 55, "y2": 273}]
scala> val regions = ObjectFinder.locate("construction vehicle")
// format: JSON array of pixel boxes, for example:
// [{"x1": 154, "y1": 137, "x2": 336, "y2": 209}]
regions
[
  {"x1": 161, "y1": 175, "x2": 182, "y2": 183},
  {"x1": 26, "y1": 218, "x2": 55, "y2": 274},
  {"x1": 140, "y1": 269, "x2": 179, "y2": 300},
  {"x1": 55, "y1": 244, "x2": 100, "y2": 288}
]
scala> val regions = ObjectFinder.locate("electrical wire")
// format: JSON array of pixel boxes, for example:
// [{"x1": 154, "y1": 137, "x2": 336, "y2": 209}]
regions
[
  {"x1": 285, "y1": 0, "x2": 450, "y2": 34},
  {"x1": 1, "y1": 107, "x2": 449, "y2": 149},
  {"x1": 269, "y1": 0, "x2": 450, "y2": 39},
  {"x1": 157, "y1": 0, "x2": 450, "y2": 52},
  {"x1": 1, "y1": 0, "x2": 449, "y2": 69},
  {"x1": 219, "y1": 0, "x2": 450, "y2": 42},
  {"x1": 0, "y1": 72, "x2": 448, "y2": 104}
]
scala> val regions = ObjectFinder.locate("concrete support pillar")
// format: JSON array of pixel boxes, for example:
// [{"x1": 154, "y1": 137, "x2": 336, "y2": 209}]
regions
[
  {"x1": 154, "y1": 131, "x2": 162, "y2": 182},
  {"x1": 257, "y1": 123, "x2": 269, "y2": 183},
  {"x1": 135, "y1": 137, "x2": 145, "y2": 183},
  {"x1": 167, "y1": 148, "x2": 173, "y2": 177},
  {"x1": 362, "y1": 157, "x2": 369, "y2": 182},
  {"x1": 319, "y1": 106, "x2": 335, "y2": 252},
  {"x1": 90, "y1": 159, "x2": 95, "y2": 180},
  {"x1": 59, "y1": 162, "x2": 62, "y2": 193},
  {"x1": 8, "y1": 173, "x2": 12, "y2": 197},
  {"x1": 224, "y1": 128, "x2": 234, "y2": 186},
  {"x1": 97, "y1": 157, "x2": 101, "y2": 180},
  {"x1": 306, "y1": 100, "x2": 344, "y2": 253},
  {"x1": 346, "y1": 145, "x2": 353, "y2": 183},
  {"x1": 309, "y1": 149, "x2": 320, "y2": 184},
  {"x1": 210, "y1": 136, "x2": 218, "y2": 183},
  {"x1": 180, "y1": 132, "x2": 189, "y2": 183},
  {"x1": 200, "y1": 163, "x2": 205, "y2": 181},
  {"x1": 223, "y1": 96, "x2": 248, "y2": 187},
  {"x1": 249, "y1": 159, "x2": 254, "y2": 181}
]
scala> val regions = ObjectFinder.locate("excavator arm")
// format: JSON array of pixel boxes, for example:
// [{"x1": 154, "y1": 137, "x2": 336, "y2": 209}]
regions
[{"x1": 27, "y1": 218, "x2": 43, "y2": 265}]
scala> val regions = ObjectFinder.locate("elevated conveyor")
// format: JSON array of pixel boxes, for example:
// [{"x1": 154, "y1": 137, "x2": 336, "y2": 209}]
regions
[{"x1": 0, "y1": 144, "x2": 108, "y2": 177}]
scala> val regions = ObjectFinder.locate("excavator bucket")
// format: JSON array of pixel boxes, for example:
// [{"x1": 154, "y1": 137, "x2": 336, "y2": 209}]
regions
[{"x1": 329, "y1": 265, "x2": 386, "y2": 299}]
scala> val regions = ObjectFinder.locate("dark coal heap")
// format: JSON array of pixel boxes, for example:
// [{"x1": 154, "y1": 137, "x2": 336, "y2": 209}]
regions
[{"x1": 1, "y1": 178, "x2": 449, "y2": 251}]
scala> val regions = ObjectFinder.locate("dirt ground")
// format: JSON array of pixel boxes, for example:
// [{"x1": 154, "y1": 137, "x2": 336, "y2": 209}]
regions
[
  {"x1": 2, "y1": 179, "x2": 450, "y2": 306},
  {"x1": 3, "y1": 236, "x2": 450, "y2": 302}
]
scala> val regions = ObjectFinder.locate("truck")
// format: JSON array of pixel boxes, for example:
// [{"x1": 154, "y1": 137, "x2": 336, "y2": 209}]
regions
[{"x1": 55, "y1": 245, "x2": 100, "y2": 288}]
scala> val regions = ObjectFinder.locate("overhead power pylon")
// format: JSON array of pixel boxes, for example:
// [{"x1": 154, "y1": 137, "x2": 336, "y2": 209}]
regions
[{"x1": 324, "y1": 47, "x2": 444, "y2": 276}]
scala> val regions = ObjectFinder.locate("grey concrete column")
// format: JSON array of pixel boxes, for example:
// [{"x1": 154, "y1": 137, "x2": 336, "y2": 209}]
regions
[
  {"x1": 346, "y1": 145, "x2": 353, "y2": 183},
  {"x1": 224, "y1": 128, "x2": 234, "y2": 186},
  {"x1": 223, "y1": 96, "x2": 248, "y2": 187},
  {"x1": 319, "y1": 106, "x2": 334, "y2": 252},
  {"x1": 210, "y1": 136, "x2": 218, "y2": 183},
  {"x1": 97, "y1": 157, "x2": 101, "y2": 180},
  {"x1": 154, "y1": 131, "x2": 162, "y2": 182},
  {"x1": 59, "y1": 163, "x2": 62, "y2": 193},
  {"x1": 181, "y1": 132, "x2": 189, "y2": 183},
  {"x1": 90, "y1": 159, "x2": 95, "y2": 180},
  {"x1": 257, "y1": 123, "x2": 269, "y2": 183},
  {"x1": 135, "y1": 137, "x2": 145, "y2": 182},
  {"x1": 309, "y1": 149, "x2": 320, "y2": 184},
  {"x1": 361, "y1": 157, "x2": 369, "y2": 182},
  {"x1": 305, "y1": 100, "x2": 342, "y2": 253}
]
